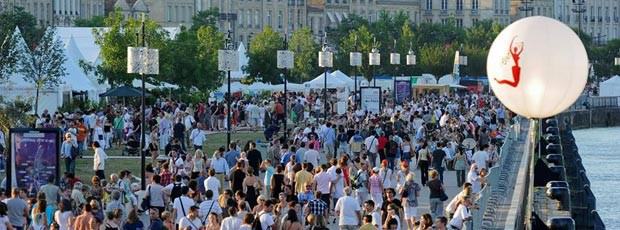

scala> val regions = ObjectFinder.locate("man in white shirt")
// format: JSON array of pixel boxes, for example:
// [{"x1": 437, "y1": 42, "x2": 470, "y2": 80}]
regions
[
  {"x1": 210, "y1": 149, "x2": 229, "y2": 187},
  {"x1": 178, "y1": 206, "x2": 203, "y2": 230},
  {"x1": 448, "y1": 199, "x2": 472, "y2": 229},
  {"x1": 335, "y1": 187, "x2": 362, "y2": 229},
  {"x1": 303, "y1": 144, "x2": 320, "y2": 168},
  {"x1": 364, "y1": 133, "x2": 378, "y2": 167},
  {"x1": 472, "y1": 144, "x2": 490, "y2": 170},
  {"x1": 258, "y1": 200, "x2": 275, "y2": 230},
  {"x1": 173, "y1": 187, "x2": 195, "y2": 225},
  {"x1": 199, "y1": 190, "x2": 222, "y2": 225},
  {"x1": 220, "y1": 206, "x2": 242, "y2": 230},
  {"x1": 203, "y1": 169, "x2": 221, "y2": 199},
  {"x1": 189, "y1": 124, "x2": 206, "y2": 150}
]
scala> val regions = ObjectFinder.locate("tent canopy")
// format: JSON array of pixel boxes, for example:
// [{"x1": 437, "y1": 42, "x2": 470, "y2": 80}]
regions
[
  {"x1": 99, "y1": 86, "x2": 152, "y2": 97},
  {"x1": 304, "y1": 72, "x2": 347, "y2": 89},
  {"x1": 331, "y1": 70, "x2": 354, "y2": 83},
  {"x1": 600, "y1": 75, "x2": 620, "y2": 97}
]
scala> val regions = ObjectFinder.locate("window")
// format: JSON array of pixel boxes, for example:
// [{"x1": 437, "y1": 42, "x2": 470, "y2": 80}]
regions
[
  {"x1": 289, "y1": 9, "x2": 294, "y2": 30},
  {"x1": 181, "y1": 6, "x2": 185, "y2": 22},
  {"x1": 175, "y1": 6, "x2": 179, "y2": 21},
  {"x1": 426, "y1": 0, "x2": 432, "y2": 10},
  {"x1": 247, "y1": 10, "x2": 251, "y2": 26},
  {"x1": 298, "y1": 9, "x2": 302, "y2": 27},
  {"x1": 255, "y1": 10, "x2": 260, "y2": 27},
  {"x1": 278, "y1": 10, "x2": 283, "y2": 29},
  {"x1": 472, "y1": 18, "x2": 478, "y2": 24},
  {"x1": 318, "y1": 18, "x2": 323, "y2": 34},
  {"x1": 238, "y1": 10, "x2": 243, "y2": 27},
  {"x1": 309, "y1": 17, "x2": 314, "y2": 33},
  {"x1": 456, "y1": 18, "x2": 463, "y2": 27},
  {"x1": 441, "y1": 18, "x2": 449, "y2": 24},
  {"x1": 472, "y1": 0, "x2": 478, "y2": 10},
  {"x1": 441, "y1": 0, "x2": 447, "y2": 10},
  {"x1": 267, "y1": 10, "x2": 272, "y2": 27},
  {"x1": 456, "y1": 0, "x2": 462, "y2": 10},
  {"x1": 167, "y1": 6, "x2": 172, "y2": 21}
]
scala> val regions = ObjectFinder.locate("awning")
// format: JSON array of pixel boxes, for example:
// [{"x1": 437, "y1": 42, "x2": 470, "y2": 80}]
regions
[
  {"x1": 327, "y1": 12, "x2": 336, "y2": 24},
  {"x1": 335, "y1": 12, "x2": 343, "y2": 23}
]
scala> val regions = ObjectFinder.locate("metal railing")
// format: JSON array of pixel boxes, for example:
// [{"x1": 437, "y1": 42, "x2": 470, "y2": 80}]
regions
[
  {"x1": 471, "y1": 117, "x2": 523, "y2": 229},
  {"x1": 568, "y1": 95, "x2": 620, "y2": 111}
]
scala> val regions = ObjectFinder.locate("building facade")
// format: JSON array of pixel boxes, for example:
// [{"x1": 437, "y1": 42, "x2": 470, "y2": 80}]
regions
[
  {"x1": 0, "y1": 0, "x2": 104, "y2": 26},
  {"x1": 552, "y1": 0, "x2": 619, "y2": 43}
]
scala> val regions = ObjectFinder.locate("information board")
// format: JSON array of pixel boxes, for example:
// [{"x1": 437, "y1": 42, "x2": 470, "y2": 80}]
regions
[
  {"x1": 8, "y1": 128, "x2": 60, "y2": 194},
  {"x1": 395, "y1": 80, "x2": 412, "y2": 104},
  {"x1": 360, "y1": 87, "x2": 382, "y2": 114}
]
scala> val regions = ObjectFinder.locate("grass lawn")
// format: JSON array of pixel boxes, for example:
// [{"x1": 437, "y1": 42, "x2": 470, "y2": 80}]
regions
[{"x1": 68, "y1": 132, "x2": 265, "y2": 182}]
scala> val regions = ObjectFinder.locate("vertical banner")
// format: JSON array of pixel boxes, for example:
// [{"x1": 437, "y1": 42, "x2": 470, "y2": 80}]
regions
[
  {"x1": 360, "y1": 87, "x2": 382, "y2": 114},
  {"x1": 395, "y1": 80, "x2": 412, "y2": 104},
  {"x1": 8, "y1": 128, "x2": 60, "y2": 194},
  {"x1": 453, "y1": 50, "x2": 461, "y2": 83}
]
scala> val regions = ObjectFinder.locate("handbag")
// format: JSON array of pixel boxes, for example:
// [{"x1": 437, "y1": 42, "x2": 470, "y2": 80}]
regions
[
  {"x1": 140, "y1": 186, "x2": 151, "y2": 210},
  {"x1": 439, "y1": 186, "x2": 449, "y2": 201}
]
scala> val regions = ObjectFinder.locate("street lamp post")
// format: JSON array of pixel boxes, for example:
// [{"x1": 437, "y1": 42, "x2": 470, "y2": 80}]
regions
[
  {"x1": 350, "y1": 36, "x2": 362, "y2": 107},
  {"x1": 127, "y1": 14, "x2": 159, "y2": 190},
  {"x1": 572, "y1": 0, "x2": 586, "y2": 38},
  {"x1": 318, "y1": 33, "x2": 333, "y2": 121},
  {"x1": 406, "y1": 43, "x2": 416, "y2": 98},
  {"x1": 615, "y1": 49, "x2": 620, "y2": 67},
  {"x1": 369, "y1": 38, "x2": 380, "y2": 87},
  {"x1": 277, "y1": 34, "x2": 294, "y2": 140},
  {"x1": 390, "y1": 39, "x2": 400, "y2": 101},
  {"x1": 519, "y1": 0, "x2": 534, "y2": 17},
  {"x1": 218, "y1": 24, "x2": 238, "y2": 147}
]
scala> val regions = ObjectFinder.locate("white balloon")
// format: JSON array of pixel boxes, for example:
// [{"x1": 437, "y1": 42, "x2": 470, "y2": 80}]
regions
[{"x1": 487, "y1": 16, "x2": 589, "y2": 118}]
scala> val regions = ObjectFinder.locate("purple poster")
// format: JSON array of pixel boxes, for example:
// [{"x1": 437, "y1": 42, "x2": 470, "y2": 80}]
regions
[
  {"x1": 395, "y1": 80, "x2": 412, "y2": 104},
  {"x1": 10, "y1": 130, "x2": 59, "y2": 193}
]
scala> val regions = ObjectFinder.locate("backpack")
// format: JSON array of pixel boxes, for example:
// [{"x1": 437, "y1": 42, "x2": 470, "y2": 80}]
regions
[
  {"x1": 387, "y1": 140, "x2": 398, "y2": 157},
  {"x1": 252, "y1": 213, "x2": 265, "y2": 230},
  {"x1": 170, "y1": 183, "x2": 183, "y2": 202}
]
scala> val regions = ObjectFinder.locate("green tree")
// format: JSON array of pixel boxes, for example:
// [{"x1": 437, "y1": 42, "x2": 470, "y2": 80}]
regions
[
  {"x1": 20, "y1": 28, "x2": 66, "y2": 114},
  {"x1": 245, "y1": 26, "x2": 284, "y2": 83},
  {"x1": 288, "y1": 28, "x2": 318, "y2": 82},
  {"x1": 0, "y1": 28, "x2": 21, "y2": 82},
  {"x1": 0, "y1": 7, "x2": 43, "y2": 47},
  {"x1": 195, "y1": 25, "x2": 225, "y2": 91},
  {"x1": 191, "y1": 9, "x2": 220, "y2": 31},
  {"x1": 419, "y1": 44, "x2": 455, "y2": 77},
  {"x1": 590, "y1": 39, "x2": 620, "y2": 80},
  {"x1": 93, "y1": 9, "x2": 169, "y2": 86},
  {"x1": 74, "y1": 15, "x2": 106, "y2": 27},
  {"x1": 464, "y1": 20, "x2": 503, "y2": 48},
  {"x1": 337, "y1": 25, "x2": 377, "y2": 82},
  {"x1": 461, "y1": 44, "x2": 489, "y2": 76}
]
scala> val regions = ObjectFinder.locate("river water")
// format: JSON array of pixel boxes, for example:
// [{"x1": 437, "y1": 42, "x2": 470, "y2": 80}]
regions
[{"x1": 573, "y1": 127, "x2": 620, "y2": 229}]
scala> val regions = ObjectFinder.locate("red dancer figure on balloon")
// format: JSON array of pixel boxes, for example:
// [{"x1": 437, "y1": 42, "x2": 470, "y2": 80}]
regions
[{"x1": 495, "y1": 36, "x2": 523, "y2": 87}]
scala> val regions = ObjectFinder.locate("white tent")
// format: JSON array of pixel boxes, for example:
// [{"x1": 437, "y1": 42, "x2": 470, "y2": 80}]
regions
[
  {"x1": 63, "y1": 36, "x2": 99, "y2": 95},
  {"x1": 230, "y1": 43, "x2": 250, "y2": 80},
  {"x1": 438, "y1": 74, "x2": 458, "y2": 85},
  {"x1": 0, "y1": 27, "x2": 67, "y2": 113},
  {"x1": 217, "y1": 81, "x2": 247, "y2": 93},
  {"x1": 132, "y1": 79, "x2": 158, "y2": 90},
  {"x1": 331, "y1": 70, "x2": 354, "y2": 83},
  {"x1": 416, "y1": 74, "x2": 438, "y2": 85},
  {"x1": 272, "y1": 82, "x2": 306, "y2": 92},
  {"x1": 303, "y1": 72, "x2": 348, "y2": 89},
  {"x1": 600, "y1": 75, "x2": 620, "y2": 97}
]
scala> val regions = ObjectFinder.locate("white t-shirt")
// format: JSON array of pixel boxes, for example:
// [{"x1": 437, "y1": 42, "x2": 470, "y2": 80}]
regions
[
  {"x1": 221, "y1": 216, "x2": 242, "y2": 230},
  {"x1": 472, "y1": 151, "x2": 489, "y2": 169},
  {"x1": 179, "y1": 216, "x2": 203, "y2": 230},
  {"x1": 199, "y1": 199, "x2": 223, "y2": 224},
  {"x1": 258, "y1": 211, "x2": 274, "y2": 230},
  {"x1": 190, "y1": 129, "x2": 206, "y2": 146},
  {"x1": 173, "y1": 196, "x2": 195, "y2": 222},
  {"x1": 364, "y1": 136, "x2": 378, "y2": 153},
  {"x1": 0, "y1": 216, "x2": 10, "y2": 230},
  {"x1": 304, "y1": 149, "x2": 320, "y2": 167},
  {"x1": 203, "y1": 177, "x2": 221, "y2": 199},
  {"x1": 467, "y1": 171, "x2": 481, "y2": 194},
  {"x1": 449, "y1": 204, "x2": 471, "y2": 229},
  {"x1": 335, "y1": 196, "x2": 361, "y2": 226}
]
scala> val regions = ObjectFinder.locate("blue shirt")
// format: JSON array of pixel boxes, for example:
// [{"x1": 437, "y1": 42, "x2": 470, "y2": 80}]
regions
[
  {"x1": 264, "y1": 166, "x2": 275, "y2": 186},
  {"x1": 321, "y1": 128, "x2": 336, "y2": 145},
  {"x1": 225, "y1": 150, "x2": 240, "y2": 167},
  {"x1": 298, "y1": 191, "x2": 314, "y2": 204},
  {"x1": 281, "y1": 151, "x2": 294, "y2": 165}
]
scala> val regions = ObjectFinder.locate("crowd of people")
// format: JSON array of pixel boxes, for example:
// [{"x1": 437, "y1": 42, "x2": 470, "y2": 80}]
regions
[{"x1": 0, "y1": 87, "x2": 512, "y2": 230}]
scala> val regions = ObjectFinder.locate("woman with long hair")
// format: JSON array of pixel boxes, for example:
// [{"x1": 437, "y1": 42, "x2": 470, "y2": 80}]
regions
[
  {"x1": 280, "y1": 209, "x2": 302, "y2": 230},
  {"x1": 31, "y1": 193, "x2": 47, "y2": 230},
  {"x1": 0, "y1": 202, "x2": 14, "y2": 230},
  {"x1": 54, "y1": 199, "x2": 73, "y2": 230}
]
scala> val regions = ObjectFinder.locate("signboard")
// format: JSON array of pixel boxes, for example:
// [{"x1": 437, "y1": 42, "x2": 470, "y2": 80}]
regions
[
  {"x1": 277, "y1": 50, "x2": 294, "y2": 69},
  {"x1": 8, "y1": 128, "x2": 60, "y2": 195},
  {"x1": 127, "y1": 47, "x2": 159, "y2": 75},
  {"x1": 350, "y1": 52, "x2": 362, "y2": 66},
  {"x1": 360, "y1": 87, "x2": 381, "y2": 114},
  {"x1": 218, "y1": 50, "x2": 239, "y2": 71},
  {"x1": 395, "y1": 80, "x2": 412, "y2": 104}
]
